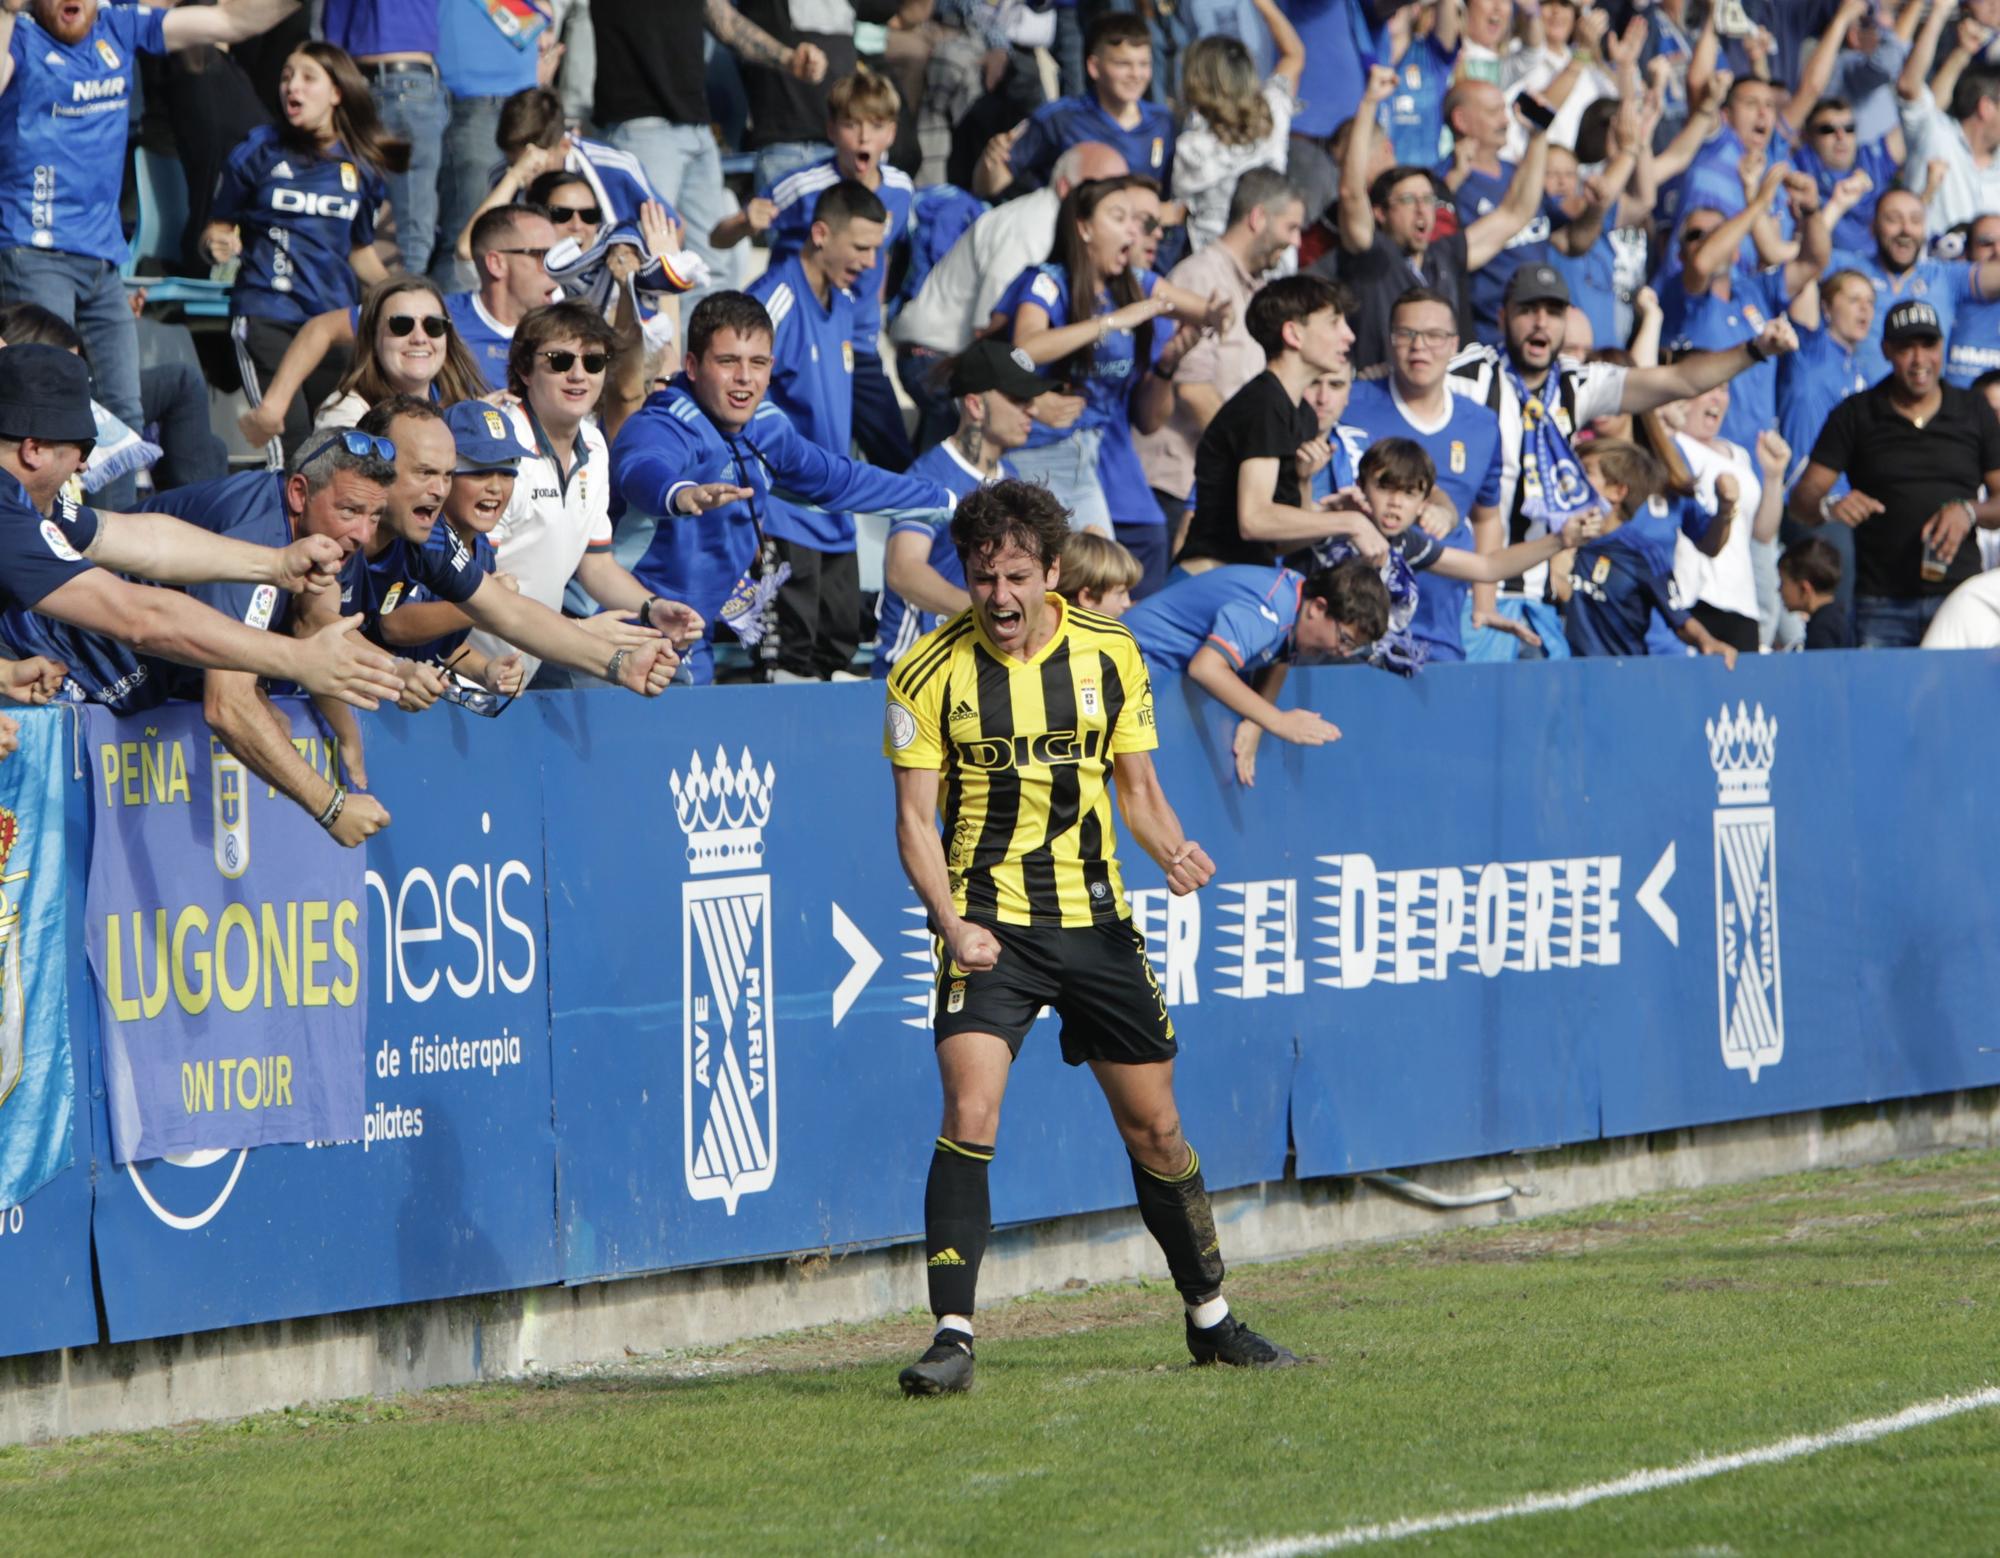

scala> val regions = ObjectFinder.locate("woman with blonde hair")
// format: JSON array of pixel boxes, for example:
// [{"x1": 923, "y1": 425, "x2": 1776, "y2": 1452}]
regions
[{"x1": 1171, "y1": 0, "x2": 1306, "y2": 253}]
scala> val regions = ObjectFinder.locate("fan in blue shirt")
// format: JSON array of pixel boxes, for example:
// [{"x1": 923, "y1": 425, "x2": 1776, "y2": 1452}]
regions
[
  {"x1": 1384, "y1": 19, "x2": 1456, "y2": 169},
  {"x1": 747, "y1": 182, "x2": 893, "y2": 679},
  {"x1": 1780, "y1": 273, "x2": 1877, "y2": 484},
  {"x1": 1123, "y1": 560, "x2": 1386, "y2": 785},
  {"x1": 1562, "y1": 438, "x2": 1739, "y2": 667},
  {"x1": 205, "y1": 44, "x2": 401, "y2": 451},
  {"x1": 992, "y1": 14, "x2": 1177, "y2": 197},
  {"x1": 1945, "y1": 214, "x2": 2000, "y2": 387},
  {"x1": 1791, "y1": 103, "x2": 1901, "y2": 255},
  {"x1": 871, "y1": 341, "x2": 1048, "y2": 674},
  {"x1": 1342, "y1": 307, "x2": 1505, "y2": 664},
  {"x1": 1830, "y1": 187, "x2": 2000, "y2": 382},
  {"x1": 611, "y1": 291, "x2": 957, "y2": 686}
]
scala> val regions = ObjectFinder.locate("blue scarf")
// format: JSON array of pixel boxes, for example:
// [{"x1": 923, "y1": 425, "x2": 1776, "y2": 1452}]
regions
[
  {"x1": 1308, "y1": 535, "x2": 1428, "y2": 678},
  {"x1": 1509, "y1": 364, "x2": 1599, "y2": 532}
]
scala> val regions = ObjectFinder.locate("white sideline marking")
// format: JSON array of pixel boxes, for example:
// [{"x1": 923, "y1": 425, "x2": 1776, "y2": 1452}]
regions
[{"x1": 1209, "y1": 1387, "x2": 2000, "y2": 1557}]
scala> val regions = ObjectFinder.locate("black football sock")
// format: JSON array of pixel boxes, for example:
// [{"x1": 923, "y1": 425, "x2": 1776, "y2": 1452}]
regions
[
  {"x1": 923, "y1": 1136, "x2": 993, "y2": 1323},
  {"x1": 1131, "y1": 1144, "x2": 1227, "y2": 1305}
]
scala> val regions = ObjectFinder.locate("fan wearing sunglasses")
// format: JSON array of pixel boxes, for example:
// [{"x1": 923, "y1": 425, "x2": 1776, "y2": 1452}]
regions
[
  {"x1": 1791, "y1": 92, "x2": 1903, "y2": 255},
  {"x1": 316, "y1": 277, "x2": 489, "y2": 432},
  {"x1": 432, "y1": 302, "x2": 704, "y2": 689},
  {"x1": 209, "y1": 42, "x2": 405, "y2": 466},
  {"x1": 239, "y1": 207, "x2": 559, "y2": 450},
  {"x1": 452, "y1": 87, "x2": 690, "y2": 287},
  {"x1": 298, "y1": 397, "x2": 679, "y2": 759}
]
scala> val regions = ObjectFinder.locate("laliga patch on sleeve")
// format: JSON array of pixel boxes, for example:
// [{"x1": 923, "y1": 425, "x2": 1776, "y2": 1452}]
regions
[
  {"x1": 39, "y1": 520, "x2": 81, "y2": 563},
  {"x1": 245, "y1": 583, "x2": 279, "y2": 631},
  {"x1": 886, "y1": 700, "x2": 917, "y2": 750},
  {"x1": 1031, "y1": 271, "x2": 1062, "y2": 307}
]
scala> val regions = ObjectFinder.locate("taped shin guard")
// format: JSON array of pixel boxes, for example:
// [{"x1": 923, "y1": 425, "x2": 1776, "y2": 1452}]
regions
[
  {"x1": 1131, "y1": 1144, "x2": 1227, "y2": 1304},
  {"x1": 923, "y1": 1137, "x2": 993, "y2": 1320}
]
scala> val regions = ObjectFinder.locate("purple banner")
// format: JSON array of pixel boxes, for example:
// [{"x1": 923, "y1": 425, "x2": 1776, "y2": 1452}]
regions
[{"x1": 83, "y1": 701, "x2": 367, "y2": 1164}]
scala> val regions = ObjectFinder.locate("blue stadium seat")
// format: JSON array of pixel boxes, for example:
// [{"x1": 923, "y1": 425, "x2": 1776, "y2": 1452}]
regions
[{"x1": 124, "y1": 146, "x2": 230, "y2": 319}]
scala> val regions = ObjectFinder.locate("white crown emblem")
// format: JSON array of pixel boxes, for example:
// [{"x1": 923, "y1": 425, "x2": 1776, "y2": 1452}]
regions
[
  {"x1": 1705, "y1": 701, "x2": 1776, "y2": 807},
  {"x1": 671, "y1": 746, "x2": 775, "y2": 875}
]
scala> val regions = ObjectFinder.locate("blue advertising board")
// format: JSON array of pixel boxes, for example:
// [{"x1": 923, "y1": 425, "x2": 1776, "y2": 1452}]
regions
[
  {"x1": 6, "y1": 650, "x2": 1999, "y2": 1359},
  {"x1": 89, "y1": 703, "x2": 562, "y2": 1343}
]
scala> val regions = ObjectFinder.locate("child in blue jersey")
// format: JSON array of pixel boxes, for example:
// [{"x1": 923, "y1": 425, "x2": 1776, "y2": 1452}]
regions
[
  {"x1": 748, "y1": 179, "x2": 891, "y2": 681},
  {"x1": 872, "y1": 340, "x2": 1044, "y2": 676},
  {"x1": 1002, "y1": 175, "x2": 1230, "y2": 591},
  {"x1": 1123, "y1": 559, "x2": 1389, "y2": 786},
  {"x1": 383, "y1": 402, "x2": 526, "y2": 696},
  {"x1": 990, "y1": 13, "x2": 1180, "y2": 204},
  {"x1": 1561, "y1": 438, "x2": 1741, "y2": 666},
  {"x1": 717, "y1": 69, "x2": 915, "y2": 473},
  {"x1": 205, "y1": 43, "x2": 403, "y2": 461}
]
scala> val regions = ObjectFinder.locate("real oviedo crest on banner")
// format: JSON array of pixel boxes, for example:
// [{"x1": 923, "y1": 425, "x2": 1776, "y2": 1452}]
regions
[
  {"x1": 83, "y1": 703, "x2": 367, "y2": 1163},
  {"x1": 670, "y1": 747, "x2": 777, "y2": 1216}
]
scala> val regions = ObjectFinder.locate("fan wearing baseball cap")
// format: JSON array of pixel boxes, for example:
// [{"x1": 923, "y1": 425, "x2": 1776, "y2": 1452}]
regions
[
  {"x1": 1789, "y1": 299, "x2": 2000, "y2": 646},
  {"x1": 870, "y1": 340, "x2": 1046, "y2": 676},
  {"x1": 0, "y1": 343, "x2": 402, "y2": 714}
]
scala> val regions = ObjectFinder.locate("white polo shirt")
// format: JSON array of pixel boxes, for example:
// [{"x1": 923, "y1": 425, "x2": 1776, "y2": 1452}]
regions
[{"x1": 466, "y1": 402, "x2": 612, "y2": 683}]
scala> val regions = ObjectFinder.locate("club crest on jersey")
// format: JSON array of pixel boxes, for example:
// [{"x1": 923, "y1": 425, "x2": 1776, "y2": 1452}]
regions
[
  {"x1": 340, "y1": 161, "x2": 359, "y2": 193},
  {"x1": 380, "y1": 582, "x2": 405, "y2": 615},
  {"x1": 1150, "y1": 136, "x2": 1163, "y2": 167},
  {"x1": 1742, "y1": 304, "x2": 1768, "y2": 333},
  {"x1": 1450, "y1": 440, "x2": 1467, "y2": 474},
  {"x1": 671, "y1": 747, "x2": 778, "y2": 1216},
  {"x1": 1708, "y1": 702, "x2": 1783, "y2": 1084},
  {"x1": 842, "y1": 340, "x2": 854, "y2": 373},
  {"x1": 94, "y1": 38, "x2": 119, "y2": 69},
  {"x1": 1079, "y1": 677, "x2": 1100, "y2": 718}
]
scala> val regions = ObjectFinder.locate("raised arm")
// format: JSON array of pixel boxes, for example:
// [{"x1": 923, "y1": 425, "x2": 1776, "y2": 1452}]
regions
[
  {"x1": 237, "y1": 309, "x2": 358, "y2": 448},
  {"x1": 1930, "y1": 15, "x2": 1995, "y2": 114},
  {"x1": 1465, "y1": 124, "x2": 1550, "y2": 272},
  {"x1": 1339, "y1": 66, "x2": 1399, "y2": 255},
  {"x1": 1683, "y1": 166, "x2": 1781, "y2": 295},
  {"x1": 1623, "y1": 315, "x2": 1799, "y2": 411},
  {"x1": 1899, "y1": 0, "x2": 1952, "y2": 100},
  {"x1": 1787, "y1": 0, "x2": 1871, "y2": 133},
  {"x1": 1012, "y1": 294, "x2": 1172, "y2": 368},
  {"x1": 1247, "y1": 0, "x2": 1305, "y2": 96},
  {"x1": 884, "y1": 530, "x2": 970, "y2": 617},
  {"x1": 162, "y1": 0, "x2": 301, "y2": 51},
  {"x1": 703, "y1": 0, "x2": 827, "y2": 79}
]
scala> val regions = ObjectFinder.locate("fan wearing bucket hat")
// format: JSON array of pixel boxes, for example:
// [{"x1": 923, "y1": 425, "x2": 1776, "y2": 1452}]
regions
[
  {"x1": 1789, "y1": 298, "x2": 2000, "y2": 645},
  {"x1": 0, "y1": 343, "x2": 402, "y2": 717},
  {"x1": 870, "y1": 340, "x2": 1046, "y2": 676},
  {"x1": 305, "y1": 394, "x2": 684, "y2": 704}
]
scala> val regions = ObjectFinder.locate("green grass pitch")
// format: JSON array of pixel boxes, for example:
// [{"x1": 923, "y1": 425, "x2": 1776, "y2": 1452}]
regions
[{"x1": 5, "y1": 1149, "x2": 1999, "y2": 1556}]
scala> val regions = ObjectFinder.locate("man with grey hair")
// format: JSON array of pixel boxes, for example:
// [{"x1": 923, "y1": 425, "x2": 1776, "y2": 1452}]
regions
[
  {"x1": 2, "y1": 411, "x2": 411, "y2": 843},
  {"x1": 1138, "y1": 168, "x2": 1309, "y2": 547},
  {"x1": 891, "y1": 139, "x2": 1129, "y2": 449}
]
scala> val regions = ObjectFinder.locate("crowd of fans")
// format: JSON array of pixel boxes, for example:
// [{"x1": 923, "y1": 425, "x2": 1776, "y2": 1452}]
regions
[{"x1": 0, "y1": 0, "x2": 1998, "y2": 835}]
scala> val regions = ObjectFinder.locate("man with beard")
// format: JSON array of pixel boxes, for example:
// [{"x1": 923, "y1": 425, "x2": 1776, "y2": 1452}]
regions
[
  {"x1": 1833, "y1": 187, "x2": 2000, "y2": 382},
  {"x1": 1791, "y1": 300, "x2": 2000, "y2": 647},
  {"x1": 1449, "y1": 262, "x2": 1803, "y2": 580},
  {"x1": 0, "y1": 0, "x2": 304, "y2": 510}
]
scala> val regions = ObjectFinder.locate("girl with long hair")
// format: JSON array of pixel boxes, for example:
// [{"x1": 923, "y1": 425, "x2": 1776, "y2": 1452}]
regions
[
  {"x1": 1172, "y1": 0, "x2": 1305, "y2": 253},
  {"x1": 205, "y1": 41, "x2": 410, "y2": 463},
  {"x1": 315, "y1": 275, "x2": 486, "y2": 431},
  {"x1": 996, "y1": 175, "x2": 1231, "y2": 596}
]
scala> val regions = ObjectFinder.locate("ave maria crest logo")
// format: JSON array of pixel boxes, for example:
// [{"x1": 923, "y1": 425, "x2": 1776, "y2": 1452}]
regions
[
  {"x1": 1707, "y1": 702, "x2": 1783, "y2": 1083},
  {"x1": 670, "y1": 747, "x2": 777, "y2": 1215}
]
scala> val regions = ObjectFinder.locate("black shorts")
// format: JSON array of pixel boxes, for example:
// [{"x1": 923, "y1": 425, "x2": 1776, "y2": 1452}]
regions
[{"x1": 933, "y1": 919, "x2": 1177, "y2": 1067}]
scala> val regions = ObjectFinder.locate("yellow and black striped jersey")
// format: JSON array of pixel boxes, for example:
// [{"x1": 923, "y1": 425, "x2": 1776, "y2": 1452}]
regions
[{"x1": 884, "y1": 597, "x2": 1158, "y2": 928}]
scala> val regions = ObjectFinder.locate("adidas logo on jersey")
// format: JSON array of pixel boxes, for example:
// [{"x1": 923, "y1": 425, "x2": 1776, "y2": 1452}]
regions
[
  {"x1": 947, "y1": 698, "x2": 976, "y2": 724},
  {"x1": 272, "y1": 160, "x2": 293, "y2": 177}
]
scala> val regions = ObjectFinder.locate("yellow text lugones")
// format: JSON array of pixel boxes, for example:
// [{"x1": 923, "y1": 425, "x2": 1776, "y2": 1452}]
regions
[{"x1": 101, "y1": 900, "x2": 361, "y2": 1019}]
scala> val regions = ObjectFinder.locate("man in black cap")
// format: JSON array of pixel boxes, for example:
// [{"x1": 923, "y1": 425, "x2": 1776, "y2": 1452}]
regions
[
  {"x1": 1790, "y1": 299, "x2": 2000, "y2": 647},
  {"x1": 1445, "y1": 262, "x2": 1803, "y2": 646},
  {"x1": 0, "y1": 343, "x2": 403, "y2": 716},
  {"x1": 869, "y1": 339, "x2": 1046, "y2": 676}
]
